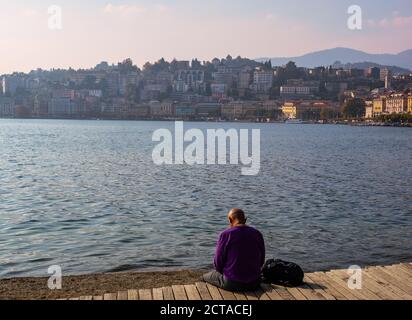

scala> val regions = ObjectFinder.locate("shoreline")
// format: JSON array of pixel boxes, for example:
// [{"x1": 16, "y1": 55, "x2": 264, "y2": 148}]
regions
[
  {"x1": 0, "y1": 269, "x2": 205, "y2": 300},
  {"x1": 1, "y1": 116, "x2": 411, "y2": 127}
]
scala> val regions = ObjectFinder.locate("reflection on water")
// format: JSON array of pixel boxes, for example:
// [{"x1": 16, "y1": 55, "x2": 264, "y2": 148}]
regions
[{"x1": 0, "y1": 119, "x2": 411, "y2": 278}]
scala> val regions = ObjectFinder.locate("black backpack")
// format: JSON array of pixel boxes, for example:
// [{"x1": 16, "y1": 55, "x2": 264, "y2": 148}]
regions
[{"x1": 261, "y1": 259, "x2": 304, "y2": 287}]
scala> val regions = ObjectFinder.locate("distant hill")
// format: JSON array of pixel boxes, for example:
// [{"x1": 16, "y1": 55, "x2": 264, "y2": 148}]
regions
[
  {"x1": 257, "y1": 47, "x2": 412, "y2": 72},
  {"x1": 331, "y1": 61, "x2": 410, "y2": 75}
]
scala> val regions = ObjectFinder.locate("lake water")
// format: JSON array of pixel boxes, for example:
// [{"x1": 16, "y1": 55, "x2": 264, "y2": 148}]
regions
[{"x1": 0, "y1": 119, "x2": 411, "y2": 278}]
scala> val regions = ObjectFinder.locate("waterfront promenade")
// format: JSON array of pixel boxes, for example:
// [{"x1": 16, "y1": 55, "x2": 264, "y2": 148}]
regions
[{"x1": 66, "y1": 263, "x2": 412, "y2": 300}]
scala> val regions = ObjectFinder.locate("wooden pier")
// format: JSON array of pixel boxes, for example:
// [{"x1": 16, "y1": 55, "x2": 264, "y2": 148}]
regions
[{"x1": 67, "y1": 263, "x2": 412, "y2": 300}]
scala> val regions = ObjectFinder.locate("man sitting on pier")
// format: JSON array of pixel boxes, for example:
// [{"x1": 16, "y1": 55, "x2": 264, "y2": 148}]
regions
[{"x1": 202, "y1": 208, "x2": 265, "y2": 292}]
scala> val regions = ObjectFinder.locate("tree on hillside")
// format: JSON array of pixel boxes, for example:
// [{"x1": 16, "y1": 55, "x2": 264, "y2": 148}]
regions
[
  {"x1": 284, "y1": 61, "x2": 300, "y2": 79},
  {"x1": 118, "y1": 58, "x2": 138, "y2": 74},
  {"x1": 342, "y1": 98, "x2": 366, "y2": 118}
]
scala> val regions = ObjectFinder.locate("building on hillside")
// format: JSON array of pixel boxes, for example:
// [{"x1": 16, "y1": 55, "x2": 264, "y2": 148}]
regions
[
  {"x1": 213, "y1": 67, "x2": 236, "y2": 87},
  {"x1": 141, "y1": 84, "x2": 168, "y2": 101},
  {"x1": 33, "y1": 94, "x2": 50, "y2": 117},
  {"x1": 251, "y1": 69, "x2": 273, "y2": 93},
  {"x1": 2, "y1": 75, "x2": 26, "y2": 95},
  {"x1": 0, "y1": 97, "x2": 15, "y2": 117},
  {"x1": 177, "y1": 70, "x2": 205, "y2": 93},
  {"x1": 175, "y1": 105, "x2": 196, "y2": 118},
  {"x1": 210, "y1": 83, "x2": 227, "y2": 98},
  {"x1": 221, "y1": 101, "x2": 259, "y2": 120},
  {"x1": 365, "y1": 101, "x2": 374, "y2": 119},
  {"x1": 101, "y1": 98, "x2": 128, "y2": 117},
  {"x1": 238, "y1": 72, "x2": 252, "y2": 90},
  {"x1": 129, "y1": 104, "x2": 150, "y2": 118},
  {"x1": 119, "y1": 72, "x2": 141, "y2": 95},
  {"x1": 280, "y1": 80, "x2": 320, "y2": 99},
  {"x1": 368, "y1": 67, "x2": 381, "y2": 80},
  {"x1": 106, "y1": 72, "x2": 121, "y2": 96},
  {"x1": 49, "y1": 97, "x2": 76, "y2": 116},
  {"x1": 149, "y1": 101, "x2": 174, "y2": 117},
  {"x1": 373, "y1": 96, "x2": 387, "y2": 116},
  {"x1": 385, "y1": 94, "x2": 408, "y2": 114},
  {"x1": 324, "y1": 82, "x2": 348, "y2": 95},
  {"x1": 258, "y1": 100, "x2": 282, "y2": 119},
  {"x1": 380, "y1": 68, "x2": 392, "y2": 82},
  {"x1": 408, "y1": 95, "x2": 412, "y2": 113},
  {"x1": 195, "y1": 103, "x2": 221, "y2": 118},
  {"x1": 53, "y1": 89, "x2": 76, "y2": 99},
  {"x1": 281, "y1": 101, "x2": 339, "y2": 120}
]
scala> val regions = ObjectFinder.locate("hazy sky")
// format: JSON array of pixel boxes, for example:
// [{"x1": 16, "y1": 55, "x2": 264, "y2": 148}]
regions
[{"x1": 1, "y1": 0, "x2": 412, "y2": 74}]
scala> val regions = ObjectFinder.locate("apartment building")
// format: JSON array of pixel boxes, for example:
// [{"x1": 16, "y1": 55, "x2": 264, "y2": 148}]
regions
[
  {"x1": 386, "y1": 94, "x2": 408, "y2": 114},
  {"x1": 252, "y1": 69, "x2": 273, "y2": 93}
]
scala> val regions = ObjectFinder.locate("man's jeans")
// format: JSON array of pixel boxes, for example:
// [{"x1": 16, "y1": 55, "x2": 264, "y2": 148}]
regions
[{"x1": 202, "y1": 271, "x2": 260, "y2": 292}]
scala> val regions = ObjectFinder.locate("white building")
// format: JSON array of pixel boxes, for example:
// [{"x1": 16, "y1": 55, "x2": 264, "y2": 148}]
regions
[
  {"x1": 252, "y1": 69, "x2": 273, "y2": 93},
  {"x1": 280, "y1": 80, "x2": 320, "y2": 98}
]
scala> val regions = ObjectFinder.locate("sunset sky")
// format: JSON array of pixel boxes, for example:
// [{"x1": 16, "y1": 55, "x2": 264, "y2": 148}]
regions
[{"x1": 1, "y1": 0, "x2": 412, "y2": 74}]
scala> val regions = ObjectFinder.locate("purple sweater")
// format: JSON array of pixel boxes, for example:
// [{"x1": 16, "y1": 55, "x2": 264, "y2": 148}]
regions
[{"x1": 214, "y1": 226, "x2": 265, "y2": 284}]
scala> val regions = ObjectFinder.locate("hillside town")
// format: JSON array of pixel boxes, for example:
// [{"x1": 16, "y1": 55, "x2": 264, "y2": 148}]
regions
[{"x1": 0, "y1": 56, "x2": 412, "y2": 123}]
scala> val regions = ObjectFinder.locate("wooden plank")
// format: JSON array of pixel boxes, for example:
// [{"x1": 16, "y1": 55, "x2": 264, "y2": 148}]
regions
[
  {"x1": 320, "y1": 272, "x2": 359, "y2": 300},
  {"x1": 253, "y1": 288, "x2": 271, "y2": 300},
  {"x1": 184, "y1": 285, "x2": 201, "y2": 301},
  {"x1": 330, "y1": 270, "x2": 382, "y2": 300},
  {"x1": 233, "y1": 292, "x2": 248, "y2": 300},
  {"x1": 369, "y1": 268, "x2": 412, "y2": 297},
  {"x1": 153, "y1": 288, "x2": 164, "y2": 300},
  {"x1": 271, "y1": 284, "x2": 296, "y2": 300},
  {"x1": 63, "y1": 264, "x2": 412, "y2": 302},
  {"x1": 218, "y1": 288, "x2": 237, "y2": 300},
  {"x1": 307, "y1": 272, "x2": 346, "y2": 300},
  {"x1": 397, "y1": 263, "x2": 412, "y2": 275},
  {"x1": 296, "y1": 284, "x2": 325, "y2": 300},
  {"x1": 380, "y1": 266, "x2": 412, "y2": 284},
  {"x1": 304, "y1": 274, "x2": 336, "y2": 300},
  {"x1": 139, "y1": 289, "x2": 153, "y2": 301},
  {"x1": 388, "y1": 265, "x2": 412, "y2": 279},
  {"x1": 285, "y1": 287, "x2": 308, "y2": 300},
  {"x1": 127, "y1": 289, "x2": 139, "y2": 300},
  {"x1": 386, "y1": 267, "x2": 412, "y2": 288},
  {"x1": 326, "y1": 271, "x2": 376, "y2": 300},
  {"x1": 243, "y1": 291, "x2": 258, "y2": 300},
  {"x1": 172, "y1": 285, "x2": 188, "y2": 300},
  {"x1": 117, "y1": 291, "x2": 128, "y2": 300},
  {"x1": 162, "y1": 287, "x2": 175, "y2": 300},
  {"x1": 103, "y1": 293, "x2": 117, "y2": 300},
  {"x1": 360, "y1": 273, "x2": 401, "y2": 300},
  {"x1": 365, "y1": 269, "x2": 411, "y2": 300},
  {"x1": 403, "y1": 263, "x2": 412, "y2": 270},
  {"x1": 195, "y1": 282, "x2": 212, "y2": 301},
  {"x1": 260, "y1": 283, "x2": 283, "y2": 300},
  {"x1": 206, "y1": 284, "x2": 223, "y2": 300}
]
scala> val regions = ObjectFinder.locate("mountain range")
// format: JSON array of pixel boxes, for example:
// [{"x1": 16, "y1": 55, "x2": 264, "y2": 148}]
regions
[{"x1": 257, "y1": 47, "x2": 412, "y2": 72}]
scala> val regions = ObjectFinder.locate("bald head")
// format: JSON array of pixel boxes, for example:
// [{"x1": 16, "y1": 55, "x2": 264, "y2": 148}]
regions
[{"x1": 228, "y1": 208, "x2": 247, "y2": 227}]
